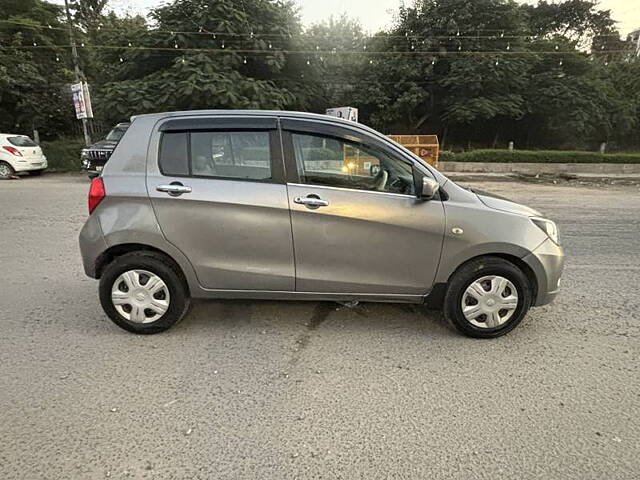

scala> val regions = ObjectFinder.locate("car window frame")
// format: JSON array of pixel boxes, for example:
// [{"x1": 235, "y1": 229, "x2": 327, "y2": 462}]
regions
[
  {"x1": 280, "y1": 118, "x2": 418, "y2": 197},
  {"x1": 155, "y1": 116, "x2": 285, "y2": 184}
]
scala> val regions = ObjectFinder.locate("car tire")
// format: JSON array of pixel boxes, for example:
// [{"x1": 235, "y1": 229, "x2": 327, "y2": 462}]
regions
[
  {"x1": 99, "y1": 251, "x2": 191, "y2": 334},
  {"x1": 0, "y1": 161, "x2": 15, "y2": 180},
  {"x1": 443, "y1": 256, "x2": 532, "y2": 339},
  {"x1": 28, "y1": 169, "x2": 44, "y2": 176}
]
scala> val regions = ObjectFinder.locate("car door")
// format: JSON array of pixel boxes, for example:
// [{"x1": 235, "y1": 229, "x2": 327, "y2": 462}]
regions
[
  {"x1": 147, "y1": 115, "x2": 294, "y2": 291},
  {"x1": 281, "y1": 118, "x2": 445, "y2": 296}
]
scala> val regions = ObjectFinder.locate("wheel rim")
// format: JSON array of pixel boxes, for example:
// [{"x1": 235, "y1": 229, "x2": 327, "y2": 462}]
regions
[
  {"x1": 111, "y1": 269, "x2": 170, "y2": 324},
  {"x1": 0, "y1": 164, "x2": 12, "y2": 177},
  {"x1": 461, "y1": 275, "x2": 519, "y2": 329}
]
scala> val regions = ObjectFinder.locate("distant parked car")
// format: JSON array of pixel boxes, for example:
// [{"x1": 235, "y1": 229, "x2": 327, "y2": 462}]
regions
[
  {"x1": 79, "y1": 110, "x2": 564, "y2": 338},
  {"x1": 0, "y1": 134, "x2": 47, "y2": 179},
  {"x1": 81, "y1": 122, "x2": 130, "y2": 177}
]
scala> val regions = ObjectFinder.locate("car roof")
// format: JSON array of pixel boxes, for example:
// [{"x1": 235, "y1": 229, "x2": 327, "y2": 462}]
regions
[{"x1": 131, "y1": 109, "x2": 359, "y2": 127}]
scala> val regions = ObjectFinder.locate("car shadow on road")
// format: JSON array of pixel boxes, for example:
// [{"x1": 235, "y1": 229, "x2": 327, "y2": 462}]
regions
[{"x1": 176, "y1": 299, "x2": 454, "y2": 339}]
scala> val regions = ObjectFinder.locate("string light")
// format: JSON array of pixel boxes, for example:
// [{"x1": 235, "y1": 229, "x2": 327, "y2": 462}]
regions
[
  {"x1": 243, "y1": 56, "x2": 247, "y2": 64},
  {"x1": 559, "y1": 58, "x2": 563, "y2": 66},
  {"x1": 506, "y1": 42, "x2": 510, "y2": 51}
]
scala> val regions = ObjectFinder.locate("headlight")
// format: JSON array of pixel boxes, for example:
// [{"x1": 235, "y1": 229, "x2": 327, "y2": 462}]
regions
[
  {"x1": 531, "y1": 217, "x2": 559, "y2": 245},
  {"x1": 81, "y1": 149, "x2": 90, "y2": 159}
]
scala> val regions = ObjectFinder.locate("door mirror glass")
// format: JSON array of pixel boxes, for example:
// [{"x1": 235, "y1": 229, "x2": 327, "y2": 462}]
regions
[{"x1": 417, "y1": 176, "x2": 440, "y2": 200}]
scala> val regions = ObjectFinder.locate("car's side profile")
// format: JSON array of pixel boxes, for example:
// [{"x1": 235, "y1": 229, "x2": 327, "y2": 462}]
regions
[
  {"x1": 0, "y1": 134, "x2": 47, "y2": 179},
  {"x1": 79, "y1": 110, "x2": 564, "y2": 338}
]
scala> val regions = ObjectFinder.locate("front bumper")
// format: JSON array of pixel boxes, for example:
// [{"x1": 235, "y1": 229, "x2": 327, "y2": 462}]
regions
[{"x1": 522, "y1": 238, "x2": 565, "y2": 306}]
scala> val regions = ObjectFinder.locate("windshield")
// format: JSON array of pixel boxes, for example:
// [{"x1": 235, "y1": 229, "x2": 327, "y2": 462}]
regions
[
  {"x1": 105, "y1": 126, "x2": 128, "y2": 142},
  {"x1": 8, "y1": 136, "x2": 37, "y2": 147}
]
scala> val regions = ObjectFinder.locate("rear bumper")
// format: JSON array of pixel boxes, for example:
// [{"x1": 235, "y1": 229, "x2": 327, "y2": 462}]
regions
[
  {"x1": 79, "y1": 214, "x2": 108, "y2": 278},
  {"x1": 522, "y1": 239, "x2": 565, "y2": 307},
  {"x1": 12, "y1": 158, "x2": 47, "y2": 172}
]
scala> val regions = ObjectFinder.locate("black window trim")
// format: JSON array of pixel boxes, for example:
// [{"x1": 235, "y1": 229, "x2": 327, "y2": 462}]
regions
[{"x1": 158, "y1": 127, "x2": 285, "y2": 184}]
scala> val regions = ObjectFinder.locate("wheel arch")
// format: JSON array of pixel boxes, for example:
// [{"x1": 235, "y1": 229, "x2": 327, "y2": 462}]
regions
[
  {"x1": 95, "y1": 243, "x2": 191, "y2": 295},
  {"x1": 427, "y1": 252, "x2": 539, "y2": 309}
]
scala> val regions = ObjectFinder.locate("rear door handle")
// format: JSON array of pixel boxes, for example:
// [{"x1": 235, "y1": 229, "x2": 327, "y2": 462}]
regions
[
  {"x1": 294, "y1": 196, "x2": 329, "y2": 209},
  {"x1": 156, "y1": 184, "x2": 192, "y2": 196}
]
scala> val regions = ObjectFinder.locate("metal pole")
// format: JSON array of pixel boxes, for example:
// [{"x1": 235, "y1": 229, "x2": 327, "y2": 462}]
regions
[{"x1": 64, "y1": 0, "x2": 91, "y2": 146}]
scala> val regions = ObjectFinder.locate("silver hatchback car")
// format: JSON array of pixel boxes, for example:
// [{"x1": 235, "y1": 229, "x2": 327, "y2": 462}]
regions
[{"x1": 79, "y1": 110, "x2": 564, "y2": 338}]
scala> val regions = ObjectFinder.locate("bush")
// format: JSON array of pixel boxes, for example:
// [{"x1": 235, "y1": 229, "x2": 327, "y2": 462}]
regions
[
  {"x1": 40, "y1": 137, "x2": 85, "y2": 171},
  {"x1": 440, "y1": 149, "x2": 640, "y2": 164}
]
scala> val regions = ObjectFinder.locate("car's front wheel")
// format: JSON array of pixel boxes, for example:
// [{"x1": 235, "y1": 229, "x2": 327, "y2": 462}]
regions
[
  {"x1": 99, "y1": 251, "x2": 190, "y2": 334},
  {"x1": 443, "y1": 257, "x2": 532, "y2": 338}
]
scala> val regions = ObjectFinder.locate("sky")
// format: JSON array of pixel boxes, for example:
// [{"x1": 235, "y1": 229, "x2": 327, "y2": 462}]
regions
[{"x1": 83, "y1": 0, "x2": 640, "y2": 36}]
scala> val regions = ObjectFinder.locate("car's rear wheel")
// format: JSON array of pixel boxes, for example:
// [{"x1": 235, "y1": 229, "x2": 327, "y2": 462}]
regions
[
  {"x1": 443, "y1": 257, "x2": 532, "y2": 338},
  {"x1": 0, "y1": 161, "x2": 15, "y2": 179},
  {"x1": 28, "y1": 169, "x2": 44, "y2": 176},
  {"x1": 99, "y1": 251, "x2": 190, "y2": 334}
]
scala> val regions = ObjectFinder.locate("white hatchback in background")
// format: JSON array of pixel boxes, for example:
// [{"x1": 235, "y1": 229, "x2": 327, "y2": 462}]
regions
[{"x1": 0, "y1": 134, "x2": 47, "y2": 179}]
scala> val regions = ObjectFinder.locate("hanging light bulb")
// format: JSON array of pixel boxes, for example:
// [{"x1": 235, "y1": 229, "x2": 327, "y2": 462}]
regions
[
  {"x1": 506, "y1": 42, "x2": 510, "y2": 51},
  {"x1": 213, "y1": 33, "x2": 216, "y2": 39},
  {"x1": 458, "y1": 43, "x2": 462, "y2": 51},
  {"x1": 48, "y1": 24, "x2": 52, "y2": 29},
  {"x1": 500, "y1": 31, "x2": 504, "y2": 38},
  {"x1": 174, "y1": 42, "x2": 178, "y2": 49},
  {"x1": 221, "y1": 40, "x2": 225, "y2": 49},
  {"x1": 199, "y1": 27, "x2": 203, "y2": 33},
  {"x1": 33, "y1": 41, "x2": 37, "y2": 46},
  {"x1": 268, "y1": 41, "x2": 272, "y2": 49},
  {"x1": 119, "y1": 57, "x2": 124, "y2": 62},
  {"x1": 250, "y1": 30, "x2": 254, "y2": 39},
  {"x1": 369, "y1": 59, "x2": 374, "y2": 64},
  {"x1": 363, "y1": 44, "x2": 367, "y2": 51},
  {"x1": 55, "y1": 54, "x2": 60, "y2": 62},
  {"x1": 495, "y1": 58, "x2": 500, "y2": 66},
  {"x1": 306, "y1": 58, "x2": 311, "y2": 65},
  {"x1": 411, "y1": 43, "x2": 415, "y2": 51},
  {"x1": 243, "y1": 56, "x2": 247, "y2": 64},
  {"x1": 559, "y1": 58, "x2": 563, "y2": 66},
  {"x1": 555, "y1": 44, "x2": 559, "y2": 50},
  {"x1": 316, "y1": 45, "x2": 320, "y2": 51},
  {"x1": 456, "y1": 30, "x2": 460, "y2": 36},
  {"x1": 128, "y1": 41, "x2": 132, "y2": 47},
  {"x1": 181, "y1": 57, "x2": 185, "y2": 64}
]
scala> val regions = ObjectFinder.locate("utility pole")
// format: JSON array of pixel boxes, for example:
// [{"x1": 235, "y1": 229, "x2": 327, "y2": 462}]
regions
[{"x1": 64, "y1": 0, "x2": 91, "y2": 146}]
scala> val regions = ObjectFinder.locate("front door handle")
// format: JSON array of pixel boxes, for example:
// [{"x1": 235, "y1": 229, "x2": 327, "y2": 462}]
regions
[
  {"x1": 294, "y1": 196, "x2": 329, "y2": 209},
  {"x1": 156, "y1": 183, "x2": 192, "y2": 196}
]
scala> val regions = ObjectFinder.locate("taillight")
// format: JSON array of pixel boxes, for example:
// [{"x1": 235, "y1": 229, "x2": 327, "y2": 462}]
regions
[
  {"x1": 2, "y1": 146, "x2": 22, "y2": 156},
  {"x1": 88, "y1": 177, "x2": 105, "y2": 214}
]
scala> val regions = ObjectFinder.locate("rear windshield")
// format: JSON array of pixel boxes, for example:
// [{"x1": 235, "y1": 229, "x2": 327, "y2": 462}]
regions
[
  {"x1": 8, "y1": 136, "x2": 37, "y2": 147},
  {"x1": 105, "y1": 127, "x2": 128, "y2": 142}
]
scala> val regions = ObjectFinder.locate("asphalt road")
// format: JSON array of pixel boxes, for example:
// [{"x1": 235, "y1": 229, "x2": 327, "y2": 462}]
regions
[{"x1": 1, "y1": 174, "x2": 638, "y2": 479}]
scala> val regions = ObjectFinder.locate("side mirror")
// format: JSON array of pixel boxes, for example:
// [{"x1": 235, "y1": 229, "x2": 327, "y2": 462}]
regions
[{"x1": 418, "y1": 176, "x2": 440, "y2": 200}]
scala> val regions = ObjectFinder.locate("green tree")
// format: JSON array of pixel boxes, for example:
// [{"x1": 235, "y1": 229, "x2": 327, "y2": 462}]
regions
[
  {"x1": 0, "y1": 0, "x2": 74, "y2": 137},
  {"x1": 94, "y1": 0, "x2": 303, "y2": 122}
]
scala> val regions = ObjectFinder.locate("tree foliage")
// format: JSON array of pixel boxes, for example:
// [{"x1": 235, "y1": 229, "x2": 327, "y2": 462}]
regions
[{"x1": 0, "y1": 0, "x2": 638, "y2": 149}]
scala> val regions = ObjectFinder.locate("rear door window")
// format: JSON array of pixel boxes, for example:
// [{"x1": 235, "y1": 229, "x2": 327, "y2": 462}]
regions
[
  {"x1": 190, "y1": 131, "x2": 271, "y2": 180},
  {"x1": 158, "y1": 130, "x2": 274, "y2": 181}
]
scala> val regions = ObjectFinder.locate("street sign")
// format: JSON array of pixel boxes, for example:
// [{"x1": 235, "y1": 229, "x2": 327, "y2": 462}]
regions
[
  {"x1": 326, "y1": 107, "x2": 358, "y2": 122},
  {"x1": 71, "y1": 82, "x2": 94, "y2": 119}
]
